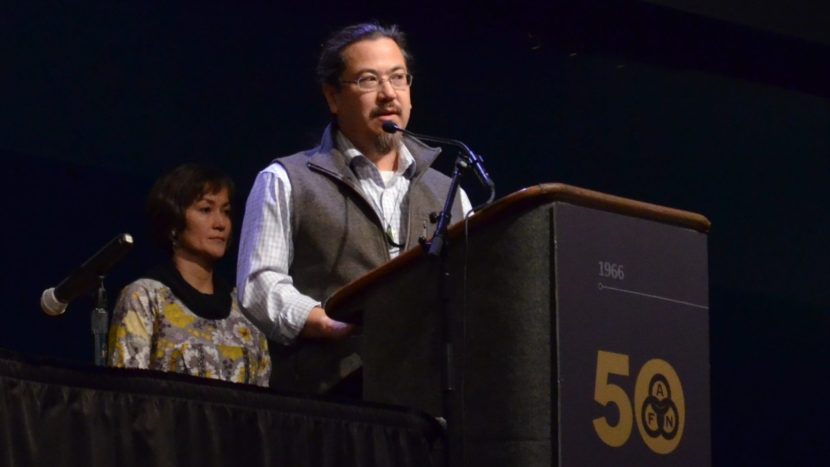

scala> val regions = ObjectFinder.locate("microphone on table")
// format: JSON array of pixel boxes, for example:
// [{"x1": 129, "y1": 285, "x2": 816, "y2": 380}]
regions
[{"x1": 40, "y1": 233, "x2": 134, "y2": 316}]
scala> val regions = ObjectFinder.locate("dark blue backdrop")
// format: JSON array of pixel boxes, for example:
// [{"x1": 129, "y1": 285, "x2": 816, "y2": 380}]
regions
[{"x1": 4, "y1": 2, "x2": 828, "y2": 465}]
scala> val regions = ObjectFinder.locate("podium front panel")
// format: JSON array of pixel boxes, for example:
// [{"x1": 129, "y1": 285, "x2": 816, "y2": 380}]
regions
[{"x1": 554, "y1": 202, "x2": 711, "y2": 466}]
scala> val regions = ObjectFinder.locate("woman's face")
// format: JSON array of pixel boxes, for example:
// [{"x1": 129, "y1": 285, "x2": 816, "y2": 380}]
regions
[{"x1": 176, "y1": 187, "x2": 231, "y2": 263}]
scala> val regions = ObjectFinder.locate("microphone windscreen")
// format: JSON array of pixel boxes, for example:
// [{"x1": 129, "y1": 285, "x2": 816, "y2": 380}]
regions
[
  {"x1": 381, "y1": 121, "x2": 400, "y2": 134},
  {"x1": 40, "y1": 288, "x2": 67, "y2": 316}
]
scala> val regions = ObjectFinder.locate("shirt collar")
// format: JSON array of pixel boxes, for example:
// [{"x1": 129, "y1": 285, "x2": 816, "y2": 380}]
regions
[{"x1": 335, "y1": 130, "x2": 415, "y2": 178}]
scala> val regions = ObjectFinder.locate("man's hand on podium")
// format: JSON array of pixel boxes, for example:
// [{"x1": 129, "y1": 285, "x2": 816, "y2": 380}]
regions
[{"x1": 301, "y1": 306, "x2": 355, "y2": 339}]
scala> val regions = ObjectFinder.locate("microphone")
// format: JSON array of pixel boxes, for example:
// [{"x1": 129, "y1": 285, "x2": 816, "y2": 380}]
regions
[
  {"x1": 40, "y1": 233, "x2": 134, "y2": 316},
  {"x1": 382, "y1": 121, "x2": 495, "y2": 194}
]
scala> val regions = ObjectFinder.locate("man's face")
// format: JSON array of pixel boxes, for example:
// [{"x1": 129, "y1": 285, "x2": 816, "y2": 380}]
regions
[{"x1": 323, "y1": 37, "x2": 412, "y2": 154}]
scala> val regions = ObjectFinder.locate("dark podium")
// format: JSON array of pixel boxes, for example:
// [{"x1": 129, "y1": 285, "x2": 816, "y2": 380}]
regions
[{"x1": 294, "y1": 183, "x2": 711, "y2": 466}]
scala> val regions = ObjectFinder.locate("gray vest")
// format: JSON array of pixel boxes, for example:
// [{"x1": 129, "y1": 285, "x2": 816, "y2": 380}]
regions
[{"x1": 278, "y1": 125, "x2": 464, "y2": 304}]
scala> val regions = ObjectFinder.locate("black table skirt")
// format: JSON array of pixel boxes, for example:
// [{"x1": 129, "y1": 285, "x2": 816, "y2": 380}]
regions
[{"x1": 0, "y1": 349, "x2": 444, "y2": 467}]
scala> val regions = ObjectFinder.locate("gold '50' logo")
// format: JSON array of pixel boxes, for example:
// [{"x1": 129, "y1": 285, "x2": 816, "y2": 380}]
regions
[{"x1": 592, "y1": 350, "x2": 685, "y2": 454}]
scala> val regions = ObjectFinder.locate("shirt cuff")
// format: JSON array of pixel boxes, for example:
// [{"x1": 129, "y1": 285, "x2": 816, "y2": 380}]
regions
[{"x1": 279, "y1": 294, "x2": 321, "y2": 343}]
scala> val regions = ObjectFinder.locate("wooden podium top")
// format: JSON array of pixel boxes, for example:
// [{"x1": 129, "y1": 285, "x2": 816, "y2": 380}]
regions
[{"x1": 327, "y1": 183, "x2": 710, "y2": 315}]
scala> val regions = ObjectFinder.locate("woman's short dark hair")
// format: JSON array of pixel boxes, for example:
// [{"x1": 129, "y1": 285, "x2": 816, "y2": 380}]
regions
[
  {"x1": 146, "y1": 163, "x2": 235, "y2": 251},
  {"x1": 317, "y1": 22, "x2": 412, "y2": 90}
]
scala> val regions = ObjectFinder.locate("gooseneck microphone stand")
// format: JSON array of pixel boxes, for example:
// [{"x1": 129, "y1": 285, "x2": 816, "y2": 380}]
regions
[
  {"x1": 382, "y1": 120, "x2": 495, "y2": 257},
  {"x1": 428, "y1": 157, "x2": 469, "y2": 258},
  {"x1": 383, "y1": 122, "x2": 496, "y2": 466}
]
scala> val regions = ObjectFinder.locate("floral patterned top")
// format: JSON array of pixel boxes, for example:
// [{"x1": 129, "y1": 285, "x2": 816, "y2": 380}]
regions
[{"x1": 107, "y1": 278, "x2": 271, "y2": 387}]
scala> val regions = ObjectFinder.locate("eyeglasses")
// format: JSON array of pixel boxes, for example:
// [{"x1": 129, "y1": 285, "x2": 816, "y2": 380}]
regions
[{"x1": 341, "y1": 72, "x2": 413, "y2": 91}]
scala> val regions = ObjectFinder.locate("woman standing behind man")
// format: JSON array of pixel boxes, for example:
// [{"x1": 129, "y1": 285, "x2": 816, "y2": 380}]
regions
[{"x1": 108, "y1": 164, "x2": 270, "y2": 387}]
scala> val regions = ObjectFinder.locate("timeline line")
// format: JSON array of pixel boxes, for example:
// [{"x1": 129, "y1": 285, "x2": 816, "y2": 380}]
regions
[{"x1": 598, "y1": 283, "x2": 709, "y2": 310}]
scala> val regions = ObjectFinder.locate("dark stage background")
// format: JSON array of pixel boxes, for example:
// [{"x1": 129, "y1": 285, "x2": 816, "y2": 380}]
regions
[{"x1": 4, "y1": 1, "x2": 828, "y2": 465}]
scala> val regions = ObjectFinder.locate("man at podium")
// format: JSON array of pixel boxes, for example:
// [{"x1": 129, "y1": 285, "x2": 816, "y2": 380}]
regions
[{"x1": 236, "y1": 22, "x2": 471, "y2": 388}]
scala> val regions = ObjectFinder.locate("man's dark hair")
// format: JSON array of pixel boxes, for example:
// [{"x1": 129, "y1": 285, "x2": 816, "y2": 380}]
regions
[
  {"x1": 317, "y1": 22, "x2": 412, "y2": 90},
  {"x1": 145, "y1": 163, "x2": 235, "y2": 251}
]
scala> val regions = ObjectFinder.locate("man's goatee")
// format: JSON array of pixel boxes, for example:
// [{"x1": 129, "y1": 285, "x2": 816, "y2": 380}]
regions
[{"x1": 374, "y1": 131, "x2": 402, "y2": 154}]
